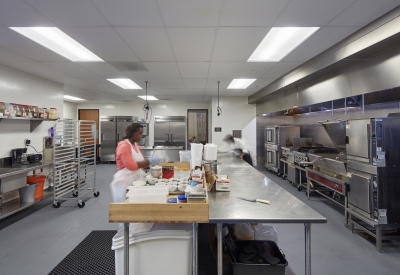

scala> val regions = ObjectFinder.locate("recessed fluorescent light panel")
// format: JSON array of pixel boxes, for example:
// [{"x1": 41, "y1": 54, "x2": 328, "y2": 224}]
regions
[
  {"x1": 10, "y1": 27, "x2": 103, "y2": 62},
  {"x1": 227, "y1": 79, "x2": 256, "y2": 89},
  {"x1": 248, "y1": 27, "x2": 319, "y2": 62},
  {"x1": 63, "y1": 95, "x2": 85, "y2": 101},
  {"x1": 138, "y1": 96, "x2": 158, "y2": 101},
  {"x1": 107, "y1": 79, "x2": 142, "y2": 89}
]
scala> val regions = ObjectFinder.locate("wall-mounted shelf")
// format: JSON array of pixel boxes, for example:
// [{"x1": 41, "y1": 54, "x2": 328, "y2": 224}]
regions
[{"x1": 0, "y1": 116, "x2": 58, "y2": 132}]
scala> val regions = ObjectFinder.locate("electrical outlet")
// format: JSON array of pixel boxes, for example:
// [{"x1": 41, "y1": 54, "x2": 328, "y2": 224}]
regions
[{"x1": 25, "y1": 139, "x2": 31, "y2": 145}]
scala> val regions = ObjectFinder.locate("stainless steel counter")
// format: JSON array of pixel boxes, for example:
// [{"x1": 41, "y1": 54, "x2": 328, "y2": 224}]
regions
[
  {"x1": 210, "y1": 153, "x2": 327, "y2": 275},
  {"x1": 140, "y1": 146, "x2": 183, "y2": 162},
  {"x1": 0, "y1": 160, "x2": 53, "y2": 179}
]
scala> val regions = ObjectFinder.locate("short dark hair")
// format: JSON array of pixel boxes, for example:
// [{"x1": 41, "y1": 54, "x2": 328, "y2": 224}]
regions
[
  {"x1": 223, "y1": 134, "x2": 234, "y2": 142},
  {"x1": 123, "y1": 123, "x2": 143, "y2": 139}
]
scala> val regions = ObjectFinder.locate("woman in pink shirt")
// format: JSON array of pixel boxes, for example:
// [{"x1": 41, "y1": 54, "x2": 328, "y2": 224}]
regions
[{"x1": 110, "y1": 123, "x2": 158, "y2": 202}]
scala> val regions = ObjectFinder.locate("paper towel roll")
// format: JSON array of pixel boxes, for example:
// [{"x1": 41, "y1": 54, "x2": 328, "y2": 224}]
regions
[
  {"x1": 204, "y1": 144, "x2": 218, "y2": 160},
  {"x1": 190, "y1": 143, "x2": 203, "y2": 169},
  {"x1": 190, "y1": 158, "x2": 202, "y2": 169}
]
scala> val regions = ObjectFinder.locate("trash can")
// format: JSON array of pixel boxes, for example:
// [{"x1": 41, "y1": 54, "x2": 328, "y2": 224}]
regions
[
  {"x1": 112, "y1": 223, "x2": 193, "y2": 275},
  {"x1": 27, "y1": 175, "x2": 46, "y2": 200},
  {"x1": 18, "y1": 184, "x2": 37, "y2": 203}
]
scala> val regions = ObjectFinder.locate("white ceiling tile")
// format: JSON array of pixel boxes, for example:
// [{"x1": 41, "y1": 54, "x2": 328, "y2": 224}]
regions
[
  {"x1": 182, "y1": 79, "x2": 207, "y2": 89},
  {"x1": 208, "y1": 62, "x2": 243, "y2": 79},
  {"x1": 143, "y1": 62, "x2": 181, "y2": 78},
  {"x1": 158, "y1": 79, "x2": 185, "y2": 89},
  {"x1": 260, "y1": 62, "x2": 302, "y2": 79},
  {"x1": 58, "y1": 79, "x2": 99, "y2": 90},
  {"x1": 177, "y1": 62, "x2": 210, "y2": 78},
  {"x1": 115, "y1": 27, "x2": 175, "y2": 61},
  {"x1": 220, "y1": 0, "x2": 290, "y2": 27},
  {"x1": 247, "y1": 79, "x2": 275, "y2": 90},
  {"x1": 205, "y1": 87, "x2": 228, "y2": 96},
  {"x1": 234, "y1": 63, "x2": 276, "y2": 78},
  {"x1": 41, "y1": 62, "x2": 101, "y2": 79},
  {"x1": 5, "y1": 61, "x2": 71, "y2": 80},
  {"x1": 205, "y1": 79, "x2": 233, "y2": 90},
  {"x1": 282, "y1": 27, "x2": 360, "y2": 62},
  {"x1": 224, "y1": 89, "x2": 258, "y2": 96},
  {"x1": 122, "y1": 71, "x2": 156, "y2": 80},
  {"x1": 186, "y1": 89, "x2": 205, "y2": 95},
  {"x1": 0, "y1": 0, "x2": 55, "y2": 27},
  {"x1": 212, "y1": 27, "x2": 269, "y2": 61},
  {"x1": 130, "y1": 79, "x2": 163, "y2": 90},
  {"x1": 158, "y1": 0, "x2": 223, "y2": 27},
  {"x1": 0, "y1": 47, "x2": 34, "y2": 62},
  {"x1": 25, "y1": 0, "x2": 109, "y2": 27},
  {"x1": 167, "y1": 28, "x2": 216, "y2": 61},
  {"x1": 0, "y1": 27, "x2": 68, "y2": 61},
  {"x1": 167, "y1": 95, "x2": 189, "y2": 102},
  {"x1": 62, "y1": 27, "x2": 140, "y2": 62},
  {"x1": 274, "y1": 0, "x2": 355, "y2": 27},
  {"x1": 163, "y1": 89, "x2": 187, "y2": 96},
  {"x1": 202, "y1": 96, "x2": 212, "y2": 103},
  {"x1": 77, "y1": 62, "x2": 126, "y2": 78},
  {"x1": 328, "y1": 0, "x2": 400, "y2": 27},
  {"x1": 92, "y1": 0, "x2": 163, "y2": 26},
  {"x1": 187, "y1": 95, "x2": 206, "y2": 103},
  {"x1": 139, "y1": 88, "x2": 168, "y2": 96},
  {"x1": 80, "y1": 78, "x2": 125, "y2": 91}
]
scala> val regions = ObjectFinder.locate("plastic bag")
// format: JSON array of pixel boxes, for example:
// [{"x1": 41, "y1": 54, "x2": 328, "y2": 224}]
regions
[
  {"x1": 254, "y1": 224, "x2": 279, "y2": 243},
  {"x1": 179, "y1": 150, "x2": 191, "y2": 162},
  {"x1": 152, "y1": 151, "x2": 169, "y2": 165},
  {"x1": 233, "y1": 223, "x2": 254, "y2": 240}
]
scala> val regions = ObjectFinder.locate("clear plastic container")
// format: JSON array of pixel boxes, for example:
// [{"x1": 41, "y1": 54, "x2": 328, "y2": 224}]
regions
[
  {"x1": 21, "y1": 105, "x2": 28, "y2": 118},
  {"x1": 38, "y1": 107, "x2": 45, "y2": 118},
  {"x1": 0, "y1": 102, "x2": 5, "y2": 116},
  {"x1": 127, "y1": 186, "x2": 168, "y2": 203},
  {"x1": 42, "y1": 108, "x2": 48, "y2": 119},
  {"x1": 3, "y1": 103, "x2": 13, "y2": 117},
  {"x1": 48, "y1": 108, "x2": 58, "y2": 119},
  {"x1": 28, "y1": 106, "x2": 34, "y2": 118},
  {"x1": 15, "y1": 104, "x2": 22, "y2": 117},
  {"x1": 32, "y1": 106, "x2": 39, "y2": 118}
]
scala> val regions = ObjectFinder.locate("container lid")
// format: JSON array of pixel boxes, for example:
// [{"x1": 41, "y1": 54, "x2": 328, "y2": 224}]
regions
[{"x1": 178, "y1": 194, "x2": 187, "y2": 201}]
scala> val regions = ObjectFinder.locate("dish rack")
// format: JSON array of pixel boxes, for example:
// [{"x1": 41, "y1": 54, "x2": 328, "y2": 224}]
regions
[{"x1": 52, "y1": 120, "x2": 99, "y2": 208}]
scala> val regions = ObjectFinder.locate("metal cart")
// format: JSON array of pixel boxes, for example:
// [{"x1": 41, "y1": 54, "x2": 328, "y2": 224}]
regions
[{"x1": 52, "y1": 120, "x2": 99, "y2": 208}]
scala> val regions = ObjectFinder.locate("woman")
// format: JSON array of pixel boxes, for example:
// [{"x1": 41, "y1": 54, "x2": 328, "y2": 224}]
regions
[
  {"x1": 110, "y1": 123, "x2": 160, "y2": 203},
  {"x1": 222, "y1": 134, "x2": 253, "y2": 166}
]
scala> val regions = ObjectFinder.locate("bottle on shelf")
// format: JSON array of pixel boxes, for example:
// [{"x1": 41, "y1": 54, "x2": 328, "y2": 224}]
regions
[
  {"x1": 28, "y1": 106, "x2": 34, "y2": 118},
  {"x1": 38, "y1": 107, "x2": 45, "y2": 118},
  {"x1": 15, "y1": 104, "x2": 22, "y2": 117},
  {"x1": 42, "y1": 108, "x2": 48, "y2": 119},
  {"x1": 32, "y1": 106, "x2": 39, "y2": 118},
  {"x1": 0, "y1": 102, "x2": 5, "y2": 116},
  {"x1": 48, "y1": 108, "x2": 58, "y2": 119}
]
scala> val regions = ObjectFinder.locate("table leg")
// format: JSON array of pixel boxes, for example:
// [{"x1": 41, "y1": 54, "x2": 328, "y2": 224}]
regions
[
  {"x1": 124, "y1": 222, "x2": 129, "y2": 275},
  {"x1": 344, "y1": 196, "x2": 348, "y2": 227},
  {"x1": 192, "y1": 223, "x2": 198, "y2": 275},
  {"x1": 305, "y1": 223, "x2": 311, "y2": 275},
  {"x1": 307, "y1": 180, "x2": 310, "y2": 199},
  {"x1": 217, "y1": 223, "x2": 223, "y2": 275},
  {"x1": 376, "y1": 225, "x2": 382, "y2": 253}
]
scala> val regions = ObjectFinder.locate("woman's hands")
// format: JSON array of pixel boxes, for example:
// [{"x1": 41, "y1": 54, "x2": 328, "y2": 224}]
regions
[{"x1": 137, "y1": 158, "x2": 150, "y2": 169}]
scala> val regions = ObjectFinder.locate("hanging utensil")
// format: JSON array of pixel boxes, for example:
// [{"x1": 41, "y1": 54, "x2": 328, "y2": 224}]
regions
[{"x1": 237, "y1": 197, "x2": 270, "y2": 205}]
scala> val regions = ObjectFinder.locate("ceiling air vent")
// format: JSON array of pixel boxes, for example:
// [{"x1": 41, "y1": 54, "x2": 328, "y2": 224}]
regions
[{"x1": 109, "y1": 62, "x2": 148, "y2": 72}]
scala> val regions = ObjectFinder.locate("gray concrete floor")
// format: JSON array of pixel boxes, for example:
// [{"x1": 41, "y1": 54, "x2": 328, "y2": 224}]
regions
[{"x1": 0, "y1": 164, "x2": 399, "y2": 275}]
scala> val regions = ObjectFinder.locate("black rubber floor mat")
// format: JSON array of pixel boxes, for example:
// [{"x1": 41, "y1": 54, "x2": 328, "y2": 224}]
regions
[{"x1": 49, "y1": 230, "x2": 117, "y2": 275}]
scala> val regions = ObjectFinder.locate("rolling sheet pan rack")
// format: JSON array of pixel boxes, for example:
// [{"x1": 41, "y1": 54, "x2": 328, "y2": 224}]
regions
[{"x1": 52, "y1": 120, "x2": 99, "y2": 208}]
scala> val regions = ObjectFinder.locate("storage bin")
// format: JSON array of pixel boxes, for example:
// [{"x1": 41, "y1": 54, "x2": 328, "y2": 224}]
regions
[
  {"x1": 112, "y1": 223, "x2": 193, "y2": 275},
  {"x1": 126, "y1": 186, "x2": 168, "y2": 203},
  {"x1": 229, "y1": 240, "x2": 288, "y2": 275},
  {"x1": 18, "y1": 184, "x2": 37, "y2": 203},
  {"x1": 27, "y1": 175, "x2": 46, "y2": 200}
]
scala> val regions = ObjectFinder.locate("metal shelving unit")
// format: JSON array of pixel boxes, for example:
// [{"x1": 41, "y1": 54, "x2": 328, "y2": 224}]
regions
[{"x1": 52, "y1": 120, "x2": 99, "y2": 208}]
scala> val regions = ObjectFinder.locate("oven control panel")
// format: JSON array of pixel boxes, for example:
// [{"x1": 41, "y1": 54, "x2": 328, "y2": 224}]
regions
[{"x1": 372, "y1": 175, "x2": 387, "y2": 224}]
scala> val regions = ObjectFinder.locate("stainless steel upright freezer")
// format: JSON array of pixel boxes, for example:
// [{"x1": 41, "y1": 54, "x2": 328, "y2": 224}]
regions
[{"x1": 154, "y1": 116, "x2": 186, "y2": 148}]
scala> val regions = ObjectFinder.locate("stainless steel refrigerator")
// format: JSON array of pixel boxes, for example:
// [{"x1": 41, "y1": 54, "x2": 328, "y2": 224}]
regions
[
  {"x1": 100, "y1": 116, "x2": 137, "y2": 162},
  {"x1": 154, "y1": 116, "x2": 186, "y2": 148}
]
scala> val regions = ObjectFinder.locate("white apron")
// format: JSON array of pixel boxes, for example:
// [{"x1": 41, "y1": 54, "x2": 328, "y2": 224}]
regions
[{"x1": 110, "y1": 139, "x2": 145, "y2": 203}]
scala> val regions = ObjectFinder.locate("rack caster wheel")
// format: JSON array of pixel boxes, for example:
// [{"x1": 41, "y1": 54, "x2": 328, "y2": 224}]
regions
[
  {"x1": 53, "y1": 201, "x2": 61, "y2": 208},
  {"x1": 78, "y1": 201, "x2": 85, "y2": 208},
  {"x1": 94, "y1": 191, "x2": 100, "y2": 197},
  {"x1": 277, "y1": 173, "x2": 282, "y2": 177},
  {"x1": 297, "y1": 186, "x2": 303, "y2": 191},
  {"x1": 72, "y1": 192, "x2": 78, "y2": 197}
]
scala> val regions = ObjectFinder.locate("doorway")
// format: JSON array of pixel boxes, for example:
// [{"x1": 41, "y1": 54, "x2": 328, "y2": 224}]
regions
[
  {"x1": 79, "y1": 109, "x2": 99, "y2": 159},
  {"x1": 187, "y1": 109, "x2": 208, "y2": 145}
]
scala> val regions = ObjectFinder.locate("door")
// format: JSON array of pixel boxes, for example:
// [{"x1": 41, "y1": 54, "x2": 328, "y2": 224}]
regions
[
  {"x1": 265, "y1": 127, "x2": 276, "y2": 144},
  {"x1": 100, "y1": 119, "x2": 116, "y2": 162},
  {"x1": 265, "y1": 149, "x2": 278, "y2": 168},
  {"x1": 348, "y1": 174, "x2": 371, "y2": 214},
  {"x1": 346, "y1": 122, "x2": 370, "y2": 159},
  {"x1": 79, "y1": 109, "x2": 99, "y2": 158},
  {"x1": 170, "y1": 121, "x2": 186, "y2": 147},
  {"x1": 154, "y1": 121, "x2": 170, "y2": 146}
]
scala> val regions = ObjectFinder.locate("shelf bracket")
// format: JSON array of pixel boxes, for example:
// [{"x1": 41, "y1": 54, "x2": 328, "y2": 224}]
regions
[{"x1": 30, "y1": 120, "x2": 43, "y2": 132}]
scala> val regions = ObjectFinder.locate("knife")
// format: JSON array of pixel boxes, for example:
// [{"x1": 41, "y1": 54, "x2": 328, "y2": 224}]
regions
[{"x1": 237, "y1": 197, "x2": 270, "y2": 205}]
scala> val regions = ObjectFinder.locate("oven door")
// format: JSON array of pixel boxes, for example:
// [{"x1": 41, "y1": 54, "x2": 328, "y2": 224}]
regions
[
  {"x1": 265, "y1": 149, "x2": 278, "y2": 168},
  {"x1": 264, "y1": 127, "x2": 276, "y2": 144},
  {"x1": 348, "y1": 173, "x2": 371, "y2": 214}
]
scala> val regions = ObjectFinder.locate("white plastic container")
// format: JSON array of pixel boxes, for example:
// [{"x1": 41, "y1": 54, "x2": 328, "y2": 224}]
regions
[
  {"x1": 112, "y1": 223, "x2": 193, "y2": 275},
  {"x1": 126, "y1": 186, "x2": 168, "y2": 203}
]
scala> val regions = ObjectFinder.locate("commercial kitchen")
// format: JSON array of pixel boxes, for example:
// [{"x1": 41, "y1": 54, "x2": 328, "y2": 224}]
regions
[{"x1": 1, "y1": 1, "x2": 400, "y2": 275}]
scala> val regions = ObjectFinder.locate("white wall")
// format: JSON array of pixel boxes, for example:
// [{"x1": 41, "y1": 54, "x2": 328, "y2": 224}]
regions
[
  {"x1": 0, "y1": 64, "x2": 64, "y2": 159},
  {"x1": 211, "y1": 97, "x2": 257, "y2": 164},
  {"x1": 63, "y1": 101, "x2": 78, "y2": 120},
  {"x1": 75, "y1": 102, "x2": 210, "y2": 147}
]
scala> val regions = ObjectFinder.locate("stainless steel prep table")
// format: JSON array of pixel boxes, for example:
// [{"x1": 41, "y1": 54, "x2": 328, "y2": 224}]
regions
[
  {"x1": 0, "y1": 160, "x2": 53, "y2": 219},
  {"x1": 209, "y1": 154, "x2": 327, "y2": 275}
]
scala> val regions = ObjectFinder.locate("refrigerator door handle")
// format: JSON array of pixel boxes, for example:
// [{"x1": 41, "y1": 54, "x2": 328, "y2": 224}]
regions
[
  {"x1": 118, "y1": 134, "x2": 121, "y2": 141},
  {"x1": 101, "y1": 134, "x2": 105, "y2": 142},
  {"x1": 166, "y1": 133, "x2": 170, "y2": 142},
  {"x1": 170, "y1": 133, "x2": 173, "y2": 143}
]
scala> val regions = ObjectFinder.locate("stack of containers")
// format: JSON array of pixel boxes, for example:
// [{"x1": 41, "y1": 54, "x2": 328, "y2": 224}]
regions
[
  {"x1": 190, "y1": 143, "x2": 203, "y2": 169},
  {"x1": 204, "y1": 143, "x2": 218, "y2": 174}
]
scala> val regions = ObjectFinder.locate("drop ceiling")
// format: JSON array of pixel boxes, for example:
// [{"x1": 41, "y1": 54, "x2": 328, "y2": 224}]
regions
[{"x1": 0, "y1": 0, "x2": 398, "y2": 103}]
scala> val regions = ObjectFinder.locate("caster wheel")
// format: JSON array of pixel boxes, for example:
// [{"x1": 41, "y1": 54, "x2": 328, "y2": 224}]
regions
[
  {"x1": 53, "y1": 201, "x2": 61, "y2": 208},
  {"x1": 297, "y1": 186, "x2": 303, "y2": 191},
  {"x1": 78, "y1": 201, "x2": 85, "y2": 208},
  {"x1": 277, "y1": 173, "x2": 282, "y2": 177},
  {"x1": 72, "y1": 192, "x2": 78, "y2": 197},
  {"x1": 329, "y1": 191, "x2": 334, "y2": 197},
  {"x1": 94, "y1": 191, "x2": 100, "y2": 197}
]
